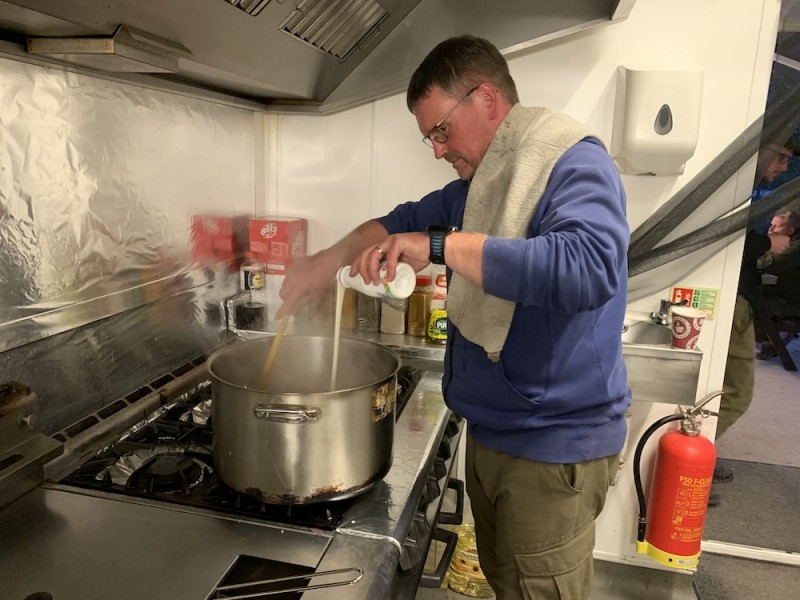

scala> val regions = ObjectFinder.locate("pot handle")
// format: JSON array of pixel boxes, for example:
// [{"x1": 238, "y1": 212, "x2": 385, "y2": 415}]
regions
[{"x1": 253, "y1": 405, "x2": 321, "y2": 423}]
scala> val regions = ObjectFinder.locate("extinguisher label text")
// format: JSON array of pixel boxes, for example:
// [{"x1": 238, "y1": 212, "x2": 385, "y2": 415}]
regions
[{"x1": 678, "y1": 475, "x2": 712, "y2": 486}]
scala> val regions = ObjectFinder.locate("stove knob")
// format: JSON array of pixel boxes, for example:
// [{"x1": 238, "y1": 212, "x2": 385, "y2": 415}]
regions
[
  {"x1": 424, "y1": 475, "x2": 441, "y2": 504},
  {"x1": 436, "y1": 441, "x2": 452, "y2": 461}
]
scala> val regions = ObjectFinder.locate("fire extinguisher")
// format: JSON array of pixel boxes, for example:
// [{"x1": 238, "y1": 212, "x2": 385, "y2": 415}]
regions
[{"x1": 632, "y1": 391, "x2": 722, "y2": 570}]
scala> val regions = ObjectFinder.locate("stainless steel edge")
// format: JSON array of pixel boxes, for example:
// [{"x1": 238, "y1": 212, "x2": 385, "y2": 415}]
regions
[
  {"x1": 43, "y1": 360, "x2": 213, "y2": 481},
  {"x1": 0, "y1": 487, "x2": 333, "y2": 600},
  {"x1": 0, "y1": 265, "x2": 218, "y2": 354},
  {"x1": 335, "y1": 371, "x2": 449, "y2": 544},
  {"x1": 300, "y1": 533, "x2": 402, "y2": 600}
]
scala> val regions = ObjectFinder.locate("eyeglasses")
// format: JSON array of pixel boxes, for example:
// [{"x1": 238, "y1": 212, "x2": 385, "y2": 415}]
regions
[
  {"x1": 766, "y1": 144, "x2": 794, "y2": 164},
  {"x1": 422, "y1": 85, "x2": 480, "y2": 148}
]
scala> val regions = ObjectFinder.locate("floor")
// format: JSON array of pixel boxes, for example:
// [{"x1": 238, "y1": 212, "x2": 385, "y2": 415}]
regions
[
  {"x1": 417, "y1": 336, "x2": 800, "y2": 600},
  {"x1": 713, "y1": 339, "x2": 800, "y2": 468},
  {"x1": 694, "y1": 336, "x2": 800, "y2": 600}
]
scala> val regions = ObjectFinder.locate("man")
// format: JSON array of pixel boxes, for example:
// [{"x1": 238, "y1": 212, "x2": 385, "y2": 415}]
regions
[
  {"x1": 714, "y1": 144, "x2": 794, "y2": 490},
  {"x1": 755, "y1": 143, "x2": 792, "y2": 187},
  {"x1": 755, "y1": 209, "x2": 800, "y2": 359},
  {"x1": 277, "y1": 36, "x2": 630, "y2": 599}
]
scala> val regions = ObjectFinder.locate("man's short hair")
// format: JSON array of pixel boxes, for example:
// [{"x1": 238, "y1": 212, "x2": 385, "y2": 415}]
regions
[
  {"x1": 774, "y1": 209, "x2": 800, "y2": 232},
  {"x1": 406, "y1": 35, "x2": 519, "y2": 112}
]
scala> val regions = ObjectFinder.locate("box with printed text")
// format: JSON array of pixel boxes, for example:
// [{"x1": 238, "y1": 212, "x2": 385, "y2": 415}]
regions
[
  {"x1": 249, "y1": 216, "x2": 308, "y2": 274},
  {"x1": 190, "y1": 213, "x2": 250, "y2": 269}
]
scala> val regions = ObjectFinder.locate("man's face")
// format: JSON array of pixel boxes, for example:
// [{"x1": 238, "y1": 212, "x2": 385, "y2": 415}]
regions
[
  {"x1": 763, "y1": 146, "x2": 792, "y2": 183},
  {"x1": 768, "y1": 215, "x2": 795, "y2": 236},
  {"x1": 414, "y1": 85, "x2": 491, "y2": 180}
]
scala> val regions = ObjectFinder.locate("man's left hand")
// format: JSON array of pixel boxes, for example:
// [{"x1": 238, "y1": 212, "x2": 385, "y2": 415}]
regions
[{"x1": 351, "y1": 232, "x2": 430, "y2": 284}]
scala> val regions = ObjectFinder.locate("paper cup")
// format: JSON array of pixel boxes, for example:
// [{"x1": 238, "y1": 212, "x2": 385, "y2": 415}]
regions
[{"x1": 671, "y1": 306, "x2": 705, "y2": 350}]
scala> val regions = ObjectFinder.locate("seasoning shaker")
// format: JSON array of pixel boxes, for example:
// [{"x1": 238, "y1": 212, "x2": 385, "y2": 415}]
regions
[{"x1": 356, "y1": 293, "x2": 381, "y2": 332}]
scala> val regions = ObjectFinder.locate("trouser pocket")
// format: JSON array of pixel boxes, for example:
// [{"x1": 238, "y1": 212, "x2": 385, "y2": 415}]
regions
[{"x1": 513, "y1": 521, "x2": 595, "y2": 600}]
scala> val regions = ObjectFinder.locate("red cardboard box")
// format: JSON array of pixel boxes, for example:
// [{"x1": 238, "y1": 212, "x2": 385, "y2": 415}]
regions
[
  {"x1": 249, "y1": 216, "x2": 307, "y2": 274},
  {"x1": 191, "y1": 214, "x2": 250, "y2": 269}
]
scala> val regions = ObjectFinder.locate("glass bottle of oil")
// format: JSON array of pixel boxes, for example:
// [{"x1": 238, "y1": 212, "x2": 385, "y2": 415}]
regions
[{"x1": 406, "y1": 275, "x2": 431, "y2": 337}]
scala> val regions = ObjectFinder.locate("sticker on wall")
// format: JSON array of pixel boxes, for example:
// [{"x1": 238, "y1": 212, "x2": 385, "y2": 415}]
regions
[{"x1": 670, "y1": 286, "x2": 719, "y2": 320}]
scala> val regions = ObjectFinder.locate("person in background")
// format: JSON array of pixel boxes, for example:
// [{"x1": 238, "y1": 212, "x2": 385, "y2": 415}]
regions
[
  {"x1": 713, "y1": 143, "x2": 794, "y2": 496},
  {"x1": 754, "y1": 208, "x2": 800, "y2": 359},
  {"x1": 755, "y1": 143, "x2": 793, "y2": 189},
  {"x1": 277, "y1": 35, "x2": 630, "y2": 600},
  {"x1": 751, "y1": 140, "x2": 793, "y2": 233}
]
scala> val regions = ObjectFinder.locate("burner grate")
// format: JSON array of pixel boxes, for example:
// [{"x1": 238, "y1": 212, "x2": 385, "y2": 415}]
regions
[{"x1": 126, "y1": 452, "x2": 205, "y2": 494}]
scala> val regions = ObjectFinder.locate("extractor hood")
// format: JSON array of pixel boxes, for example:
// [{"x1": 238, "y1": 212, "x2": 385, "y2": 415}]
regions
[{"x1": 0, "y1": 0, "x2": 637, "y2": 114}]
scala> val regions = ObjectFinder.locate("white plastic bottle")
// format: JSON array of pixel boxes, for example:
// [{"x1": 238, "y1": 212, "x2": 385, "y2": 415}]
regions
[{"x1": 337, "y1": 263, "x2": 416, "y2": 300}]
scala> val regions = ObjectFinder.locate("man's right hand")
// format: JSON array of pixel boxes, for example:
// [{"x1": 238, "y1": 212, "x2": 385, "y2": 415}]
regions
[
  {"x1": 768, "y1": 232, "x2": 791, "y2": 255},
  {"x1": 275, "y1": 220, "x2": 391, "y2": 320},
  {"x1": 275, "y1": 251, "x2": 340, "y2": 320}
]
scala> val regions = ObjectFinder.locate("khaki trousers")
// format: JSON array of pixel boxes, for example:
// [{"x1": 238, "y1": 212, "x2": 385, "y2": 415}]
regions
[
  {"x1": 465, "y1": 436, "x2": 619, "y2": 600},
  {"x1": 718, "y1": 295, "x2": 755, "y2": 438}
]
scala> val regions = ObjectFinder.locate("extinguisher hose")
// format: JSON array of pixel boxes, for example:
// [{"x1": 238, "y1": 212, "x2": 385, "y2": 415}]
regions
[{"x1": 632, "y1": 413, "x2": 686, "y2": 544}]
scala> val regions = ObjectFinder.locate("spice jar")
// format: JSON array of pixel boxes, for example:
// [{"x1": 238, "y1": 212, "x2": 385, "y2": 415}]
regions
[
  {"x1": 380, "y1": 299, "x2": 407, "y2": 335},
  {"x1": 340, "y1": 287, "x2": 357, "y2": 330},
  {"x1": 356, "y1": 293, "x2": 381, "y2": 332}
]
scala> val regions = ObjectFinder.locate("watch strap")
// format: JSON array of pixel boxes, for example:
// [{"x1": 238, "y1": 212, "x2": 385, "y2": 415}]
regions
[{"x1": 427, "y1": 225, "x2": 457, "y2": 265}]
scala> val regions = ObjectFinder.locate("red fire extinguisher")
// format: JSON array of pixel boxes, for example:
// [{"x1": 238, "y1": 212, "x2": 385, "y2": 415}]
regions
[{"x1": 633, "y1": 391, "x2": 721, "y2": 569}]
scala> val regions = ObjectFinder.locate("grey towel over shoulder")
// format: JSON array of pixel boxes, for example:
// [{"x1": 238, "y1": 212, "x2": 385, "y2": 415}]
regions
[{"x1": 446, "y1": 105, "x2": 596, "y2": 362}]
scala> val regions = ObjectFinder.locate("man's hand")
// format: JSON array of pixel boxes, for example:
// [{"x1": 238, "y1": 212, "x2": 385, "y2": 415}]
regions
[
  {"x1": 275, "y1": 251, "x2": 340, "y2": 320},
  {"x1": 350, "y1": 232, "x2": 430, "y2": 285},
  {"x1": 768, "y1": 232, "x2": 791, "y2": 255},
  {"x1": 275, "y1": 220, "x2": 390, "y2": 319}
]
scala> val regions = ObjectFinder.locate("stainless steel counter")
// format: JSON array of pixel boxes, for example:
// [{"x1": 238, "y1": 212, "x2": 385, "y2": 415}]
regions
[
  {"x1": 1, "y1": 317, "x2": 699, "y2": 598},
  {"x1": 244, "y1": 319, "x2": 703, "y2": 405}
]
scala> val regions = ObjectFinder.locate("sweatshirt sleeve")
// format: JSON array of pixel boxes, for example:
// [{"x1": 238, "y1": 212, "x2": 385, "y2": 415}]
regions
[
  {"x1": 376, "y1": 179, "x2": 468, "y2": 234},
  {"x1": 758, "y1": 238, "x2": 800, "y2": 274},
  {"x1": 482, "y1": 139, "x2": 629, "y2": 313}
]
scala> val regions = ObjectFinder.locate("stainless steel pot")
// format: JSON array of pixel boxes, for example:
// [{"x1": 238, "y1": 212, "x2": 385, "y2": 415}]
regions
[{"x1": 207, "y1": 335, "x2": 400, "y2": 504}]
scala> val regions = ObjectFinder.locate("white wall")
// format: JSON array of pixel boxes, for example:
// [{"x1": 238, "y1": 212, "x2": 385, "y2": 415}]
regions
[{"x1": 263, "y1": 0, "x2": 782, "y2": 566}]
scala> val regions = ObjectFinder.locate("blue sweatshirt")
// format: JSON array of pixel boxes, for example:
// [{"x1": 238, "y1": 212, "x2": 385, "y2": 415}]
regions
[{"x1": 377, "y1": 138, "x2": 631, "y2": 464}]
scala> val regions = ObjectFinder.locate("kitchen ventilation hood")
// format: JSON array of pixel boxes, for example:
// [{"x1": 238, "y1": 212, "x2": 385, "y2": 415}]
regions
[{"x1": 0, "y1": 0, "x2": 637, "y2": 114}]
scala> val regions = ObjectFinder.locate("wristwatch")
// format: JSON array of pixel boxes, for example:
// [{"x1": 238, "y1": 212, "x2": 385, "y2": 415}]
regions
[{"x1": 427, "y1": 225, "x2": 458, "y2": 265}]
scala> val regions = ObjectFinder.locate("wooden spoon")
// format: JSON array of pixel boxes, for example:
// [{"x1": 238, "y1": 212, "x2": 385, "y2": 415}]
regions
[{"x1": 260, "y1": 315, "x2": 290, "y2": 388}]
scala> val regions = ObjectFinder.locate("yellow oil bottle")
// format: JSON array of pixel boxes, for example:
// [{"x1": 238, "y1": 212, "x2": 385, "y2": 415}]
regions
[{"x1": 447, "y1": 523, "x2": 494, "y2": 598}]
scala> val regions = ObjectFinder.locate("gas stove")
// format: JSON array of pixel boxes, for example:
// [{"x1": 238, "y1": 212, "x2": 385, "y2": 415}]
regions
[
  {"x1": 56, "y1": 366, "x2": 423, "y2": 532},
  {"x1": 0, "y1": 348, "x2": 463, "y2": 600}
]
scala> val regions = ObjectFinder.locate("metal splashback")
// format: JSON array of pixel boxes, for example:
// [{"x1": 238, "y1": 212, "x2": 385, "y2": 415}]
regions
[
  {"x1": 0, "y1": 0, "x2": 637, "y2": 113},
  {"x1": 0, "y1": 55, "x2": 255, "y2": 435}
]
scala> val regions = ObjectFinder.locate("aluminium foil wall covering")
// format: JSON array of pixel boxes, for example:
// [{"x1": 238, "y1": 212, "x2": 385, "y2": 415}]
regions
[
  {"x1": 0, "y1": 56, "x2": 257, "y2": 432},
  {"x1": 0, "y1": 287, "x2": 226, "y2": 435}
]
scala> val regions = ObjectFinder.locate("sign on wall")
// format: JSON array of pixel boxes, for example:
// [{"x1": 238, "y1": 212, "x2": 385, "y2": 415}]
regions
[{"x1": 670, "y1": 285, "x2": 720, "y2": 320}]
